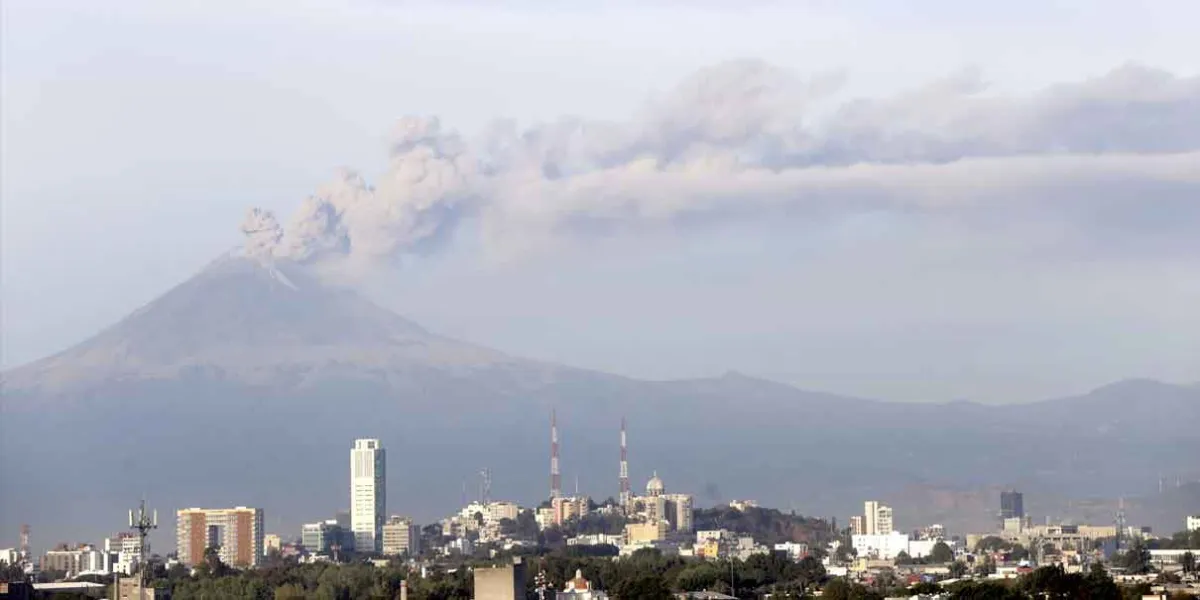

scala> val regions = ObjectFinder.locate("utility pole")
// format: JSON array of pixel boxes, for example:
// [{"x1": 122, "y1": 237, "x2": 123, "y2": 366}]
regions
[{"x1": 128, "y1": 500, "x2": 158, "y2": 600}]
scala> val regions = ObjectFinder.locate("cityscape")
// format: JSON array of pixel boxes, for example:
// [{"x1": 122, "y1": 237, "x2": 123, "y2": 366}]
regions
[
  {"x1": 5, "y1": 2, "x2": 1200, "y2": 600},
  {"x1": 1, "y1": 416, "x2": 1198, "y2": 599}
]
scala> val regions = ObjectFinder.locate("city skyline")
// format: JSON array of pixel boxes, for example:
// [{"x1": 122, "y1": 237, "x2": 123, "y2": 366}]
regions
[{"x1": 3, "y1": 6, "x2": 1199, "y2": 594}]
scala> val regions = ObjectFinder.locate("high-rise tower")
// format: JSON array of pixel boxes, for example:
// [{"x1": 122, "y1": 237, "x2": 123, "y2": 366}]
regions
[
  {"x1": 619, "y1": 417, "x2": 630, "y2": 508},
  {"x1": 550, "y1": 410, "x2": 561, "y2": 499},
  {"x1": 351, "y1": 439, "x2": 386, "y2": 553},
  {"x1": 1000, "y1": 490, "x2": 1025, "y2": 520}
]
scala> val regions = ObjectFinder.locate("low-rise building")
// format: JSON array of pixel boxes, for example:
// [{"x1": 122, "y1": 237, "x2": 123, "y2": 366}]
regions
[
  {"x1": 557, "y1": 569, "x2": 609, "y2": 600},
  {"x1": 552, "y1": 497, "x2": 590, "y2": 527},
  {"x1": 567, "y1": 534, "x2": 623, "y2": 547},
  {"x1": 773, "y1": 542, "x2": 809, "y2": 561},
  {"x1": 625, "y1": 522, "x2": 668, "y2": 545},
  {"x1": 382, "y1": 516, "x2": 419, "y2": 557},
  {"x1": 852, "y1": 533, "x2": 911, "y2": 560},
  {"x1": 731, "y1": 536, "x2": 768, "y2": 560},
  {"x1": 536, "y1": 507, "x2": 557, "y2": 530},
  {"x1": 40, "y1": 545, "x2": 108, "y2": 578},
  {"x1": 301, "y1": 520, "x2": 354, "y2": 557},
  {"x1": 918, "y1": 524, "x2": 945, "y2": 540},
  {"x1": 474, "y1": 559, "x2": 525, "y2": 600}
]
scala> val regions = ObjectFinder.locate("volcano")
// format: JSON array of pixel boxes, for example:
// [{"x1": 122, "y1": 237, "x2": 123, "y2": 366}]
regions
[
  {"x1": 2, "y1": 255, "x2": 543, "y2": 396},
  {"x1": 2, "y1": 256, "x2": 1198, "y2": 550}
]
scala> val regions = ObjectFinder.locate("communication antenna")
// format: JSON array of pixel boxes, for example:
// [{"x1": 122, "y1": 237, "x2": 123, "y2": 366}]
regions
[
  {"x1": 550, "y1": 410, "x2": 561, "y2": 499},
  {"x1": 1114, "y1": 497, "x2": 1127, "y2": 554},
  {"x1": 128, "y1": 499, "x2": 158, "y2": 600},
  {"x1": 480, "y1": 468, "x2": 492, "y2": 505},
  {"x1": 620, "y1": 417, "x2": 630, "y2": 509}
]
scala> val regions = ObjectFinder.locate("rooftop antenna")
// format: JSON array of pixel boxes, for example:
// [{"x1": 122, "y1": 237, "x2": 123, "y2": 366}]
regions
[
  {"x1": 550, "y1": 409, "x2": 561, "y2": 499},
  {"x1": 128, "y1": 499, "x2": 158, "y2": 600},
  {"x1": 1115, "y1": 497, "x2": 1127, "y2": 554},
  {"x1": 619, "y1": 417, "x2": 630, "y2": 509}
]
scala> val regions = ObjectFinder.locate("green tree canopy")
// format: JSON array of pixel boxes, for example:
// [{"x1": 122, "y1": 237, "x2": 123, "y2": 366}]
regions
[{"x1": 930, "y1": 541, "x2": 956, "y2": 563}]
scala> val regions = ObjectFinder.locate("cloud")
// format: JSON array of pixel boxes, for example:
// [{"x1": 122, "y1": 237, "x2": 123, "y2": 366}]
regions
[{"x1": 243, "y1": 60, "x2": 1200, "y2": 265}]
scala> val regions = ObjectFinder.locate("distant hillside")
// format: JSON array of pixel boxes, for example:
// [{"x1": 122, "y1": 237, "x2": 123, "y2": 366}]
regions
[
  {"x1": 693, "y1": 506, "x2": 836, "y2": 546},
  {"x1": 2, "y1": 256, "x2": 1198, "y2": 550}
]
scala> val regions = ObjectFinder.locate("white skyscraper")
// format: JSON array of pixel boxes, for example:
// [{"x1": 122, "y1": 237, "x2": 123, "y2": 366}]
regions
[{"x1": 351, "y1": 439, "x2": 386, "y2": 553}]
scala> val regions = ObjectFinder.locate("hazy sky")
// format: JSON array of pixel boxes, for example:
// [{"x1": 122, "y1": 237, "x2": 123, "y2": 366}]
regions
[{"x1": 3, "y1": 0, "x2": 1199, "y2": 402}]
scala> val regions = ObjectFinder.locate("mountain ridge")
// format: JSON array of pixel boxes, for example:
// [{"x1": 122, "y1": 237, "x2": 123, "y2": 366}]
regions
[
  {"x1": 6, "y1": 257, "x2": 1189, "y2": 408},
  {"x1": 1, "y1": 255, "x2": 1197, "y2": 547}
]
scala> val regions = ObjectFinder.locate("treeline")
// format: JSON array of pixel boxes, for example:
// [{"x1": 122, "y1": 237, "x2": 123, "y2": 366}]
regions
[
  {"x1": 132, "y1": 548, "x2": 825, "y2": 600},
  {"x1": 10, "y1": 547, "x2": 1192, "y2": 600}
]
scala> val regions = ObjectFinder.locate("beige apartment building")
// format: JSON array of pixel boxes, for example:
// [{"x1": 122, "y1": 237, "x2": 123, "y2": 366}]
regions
[{"x1": 382, "y1": 516, "x2": 420, "y2": 557}]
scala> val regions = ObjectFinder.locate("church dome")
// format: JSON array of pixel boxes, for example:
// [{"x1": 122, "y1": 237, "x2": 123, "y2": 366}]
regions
[{"x1": 646, "y1": 472, "x2": 665, "y2": 495}]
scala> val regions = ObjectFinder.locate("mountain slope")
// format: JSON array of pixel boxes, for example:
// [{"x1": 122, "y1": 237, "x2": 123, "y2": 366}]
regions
[
  {"x1": 1, "y1": 256, "x2": 1197, "y2": 550},
  {"x1": 3, "y1": 256, "x2": 540, "y2": 395}
]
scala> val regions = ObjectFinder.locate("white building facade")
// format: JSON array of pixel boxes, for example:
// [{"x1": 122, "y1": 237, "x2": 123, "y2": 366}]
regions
[
  {"x1": 351, "y1": 439, "x2": 386, "y2": 553},
  {"x1": 852, "y1": 532, "x2": 911, "y2": 560},
  {"x1": 1188, "y1": 515, "x2": 1200, "y2": 532}
]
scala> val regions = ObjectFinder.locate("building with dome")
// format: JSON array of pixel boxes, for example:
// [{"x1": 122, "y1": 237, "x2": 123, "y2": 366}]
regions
[
  {"x1": 626, "y1": 473, "x2": 694, "y2": 534},
  {"x1": 556, "y1": 569, "x2": 609, "y2": 600}
]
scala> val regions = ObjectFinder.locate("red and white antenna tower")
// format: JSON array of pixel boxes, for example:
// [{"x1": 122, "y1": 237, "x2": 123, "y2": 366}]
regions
[
  {"x1": 619, "y1": 417, "x2": 630, "y2": 508},
  {"x1": 550, "y1": 409, "x2": 561, "y2": 499}
]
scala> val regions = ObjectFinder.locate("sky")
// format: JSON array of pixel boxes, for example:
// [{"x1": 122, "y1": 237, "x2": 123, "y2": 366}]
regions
[{"x1": 3, "y1": 0, "x2": 1199, "y2": 403}]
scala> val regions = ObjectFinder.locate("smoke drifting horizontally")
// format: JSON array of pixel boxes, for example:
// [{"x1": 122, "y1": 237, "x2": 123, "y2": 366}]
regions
[{"x1": 243, "y1": 60, "x2": 1200, "y2": 265}]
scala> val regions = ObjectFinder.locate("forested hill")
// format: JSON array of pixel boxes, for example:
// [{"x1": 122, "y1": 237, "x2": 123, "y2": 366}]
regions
[{"x1": 693, "y1": 506, "x2": 837, "y2": 546}]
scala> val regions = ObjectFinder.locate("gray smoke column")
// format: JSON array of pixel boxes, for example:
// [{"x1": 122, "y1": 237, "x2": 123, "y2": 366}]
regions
[{"x1": 244, "y1": 60, "x2": 1200, "y2": 264}]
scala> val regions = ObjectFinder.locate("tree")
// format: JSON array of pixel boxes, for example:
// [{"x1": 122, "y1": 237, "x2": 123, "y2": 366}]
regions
[
  {"x1": 973, "y1": 556, "x2": 996, "y2": 577},
  {"x1": 1118, "y1": 540, "x2": 1152, "y2": 575},
  {"x1": 0, "y1": 560, "x2": 28, "y2": 583},
  {"x1": 948, "y1": 561, "x2": 968, "y2": 579},
  {"x1": 1083, "y1": 563, "x2": 1121, "y2": 600},
  {"x1": 614, "y1": 573, "x2": 672, "y2": 600},
  {"x1": 930, "y1": 541, "x2": 955, "y2": 564},
  {"x1": 275, "y1": 583, "x2": 307, "y2": 600},
  {"x1": 675, "y1": 563, "x2": 722, "y2": 591},
  {"x1": 823, "y1": 577, "x2": 883, "y2": 600},
  {"x1": 974, "y1": 537, "x2": 1009, "y2": 553},
  {"x1": 1007, "y1": 544, "x2": 1029, "y2": 562},
  {"x1": 195, "y1": 547, "x2": 231, "y2": 578},
  {"x1": 499, "y1": 518, "x2": 518, "y2": 536},
  {"x1": 894, "y1": 551, "x2": 913, "y2": 566},
  {"x1": 795, "y1": 555, "x2": 826, "y2": 592},
  {"x1": 1181, "y1": 551, "x2": 1195, "y2": 574}
]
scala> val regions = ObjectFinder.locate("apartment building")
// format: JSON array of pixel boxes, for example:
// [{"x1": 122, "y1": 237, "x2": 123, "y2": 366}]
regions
[{"x1": 176, "y1": 506, "x2": 264, "y2": 568}]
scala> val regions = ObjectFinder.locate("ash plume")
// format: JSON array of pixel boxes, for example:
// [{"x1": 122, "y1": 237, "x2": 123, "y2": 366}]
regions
[{"x1": 243, "y1": 60, "x2": 1200, "y2": 265}]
